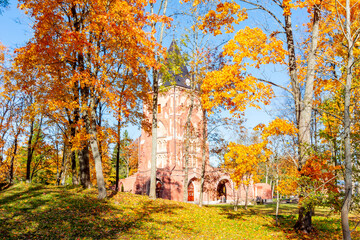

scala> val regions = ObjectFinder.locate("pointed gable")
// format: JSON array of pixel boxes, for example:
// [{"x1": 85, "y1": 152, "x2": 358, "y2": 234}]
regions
[{"x1": 162, "y1": 40, "x2": 191, "y2": 89}]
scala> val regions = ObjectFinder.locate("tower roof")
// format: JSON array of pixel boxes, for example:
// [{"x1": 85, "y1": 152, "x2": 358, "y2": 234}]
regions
[{"x1": 161, "y1": 40, "x2": 191, "y2": 89}]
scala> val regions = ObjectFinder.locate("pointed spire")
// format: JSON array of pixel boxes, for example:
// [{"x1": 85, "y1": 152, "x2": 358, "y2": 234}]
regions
[
  {"x1": 168, "y1": 39, "x2": 180, "y2": 55},
  {"x1": 162, "y1": 40, "x2": 191, "y2": 89}
]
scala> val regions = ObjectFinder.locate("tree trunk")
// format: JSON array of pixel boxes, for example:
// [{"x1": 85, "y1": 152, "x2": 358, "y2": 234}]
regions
[
  {"x1": 298, "y1": 4, "x2": 320, "y2": 170},
  {"x1": 78, "y1": 142, "x2": 91, "y2": 188},
  {"x1": 244, "y1": 184, "x2": 249, "y2": 210},
  {"x1": 275, "y1": 178, "x2": 280, "y2": 226},
  {"x1": 9, "y1": 133, "x2": 19, "y2": 184},
  {"x1": 149, "y1": 0, "x2": 168, "y2": 199},
  {"x1": 57, "y1": 142, "x2": 67, "y2": 186},
  {"x1": 126, "y1": 156, "x2": 129, "y2": 178},
  {"x1": 87, "y1": 97, "x2": 107, "y2": 199},
  {"x1": 97, "y1": 103, "x2": 103, "y2": 163},
  {"x1": 70, "y1": 111, "x2": 79, "y2": 185},
  {"x1": 265, "y1": 163, "x2": 268, "y2": 184},
  {"x1": 233, "y1": 185, "x2": 239, "y2": 211},
  {"x1": 183, "y1": 86, "x2": 195, "y2": 202},
  {"x1": 149, "y1": 2, "x2": 158, "y2": 200},
  {"x1": 294, "y1": 4, "x2": 320, "y2": 232},
  {"x1": 62, "y1": 164, "x2": 67, "y2": 185},
  {"x1": 199, "y1": 108, "x2": 207, "y2": 207},
  {"x1": 341, "y1": 1, "x2": 354, "y2": 238},
  {"x1": 115, "y1": 142, "x2": 120, "y2": 192},
  {"x1": 149, "y1": 70, "x2": 159, "y2": 199},
  {"x1": 78, "y1": 82, "x2": 91, "y2": 188},
  {"x1": 294, "y1": 204, "x2": 314, "y2": 233},
  {"x1": 284, "y1": 14, "x2": 301, "y2": 128},
  {"x1": 26, "y1": 119, "x2": 34, "y2": 183},
  {"x1": 70, "y1": 145, "x2": 78, "y2": 185}
]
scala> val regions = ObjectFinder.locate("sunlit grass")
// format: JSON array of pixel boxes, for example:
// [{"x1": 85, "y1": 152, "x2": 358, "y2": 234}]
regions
[{"x1": 0, "y1": 183, "x2": 358, "y2": 239}]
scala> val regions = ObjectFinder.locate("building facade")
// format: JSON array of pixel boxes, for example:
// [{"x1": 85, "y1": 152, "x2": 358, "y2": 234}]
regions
[{"x1": 119, "y1": 42, "x2": 272, "y2": 203}]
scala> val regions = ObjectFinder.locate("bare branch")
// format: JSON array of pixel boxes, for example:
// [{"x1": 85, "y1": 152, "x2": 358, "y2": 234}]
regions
[
  {"x1": 239, "y1": 0, "x2": 285, "y2": 30},
  {"x1": 256, "y1": 78, "x2": 294, "y2": 96}
]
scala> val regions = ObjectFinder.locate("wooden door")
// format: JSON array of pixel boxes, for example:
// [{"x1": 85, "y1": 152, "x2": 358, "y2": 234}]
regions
[{"x1": 188, "y1": 182, "x2": 194, "y2": 201}]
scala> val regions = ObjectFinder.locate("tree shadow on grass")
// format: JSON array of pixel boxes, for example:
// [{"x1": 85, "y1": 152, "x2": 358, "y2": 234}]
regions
[
  {"x1": 0, "y1": 185, "x2": 187, "y2": 239},
  {"x1": 209, "y1": 204, "x2": 358, "y2": 240}
]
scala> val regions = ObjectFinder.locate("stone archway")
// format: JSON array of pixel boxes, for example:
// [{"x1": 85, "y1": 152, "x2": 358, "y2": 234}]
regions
[{"x1": 217, "y1": 179, "x2": 229, "y2": 203}]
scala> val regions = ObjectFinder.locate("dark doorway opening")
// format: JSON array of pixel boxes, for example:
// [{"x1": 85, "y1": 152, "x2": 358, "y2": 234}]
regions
[
  {"x1": 188, "y1": 181, "x2": 194, "y2": 201},
  {"x1": 217, "y1": 180, "x2": 228, "y2": 203},
  {"x1": 156, "y1": 180, "x2": 163, "y2": 198}
]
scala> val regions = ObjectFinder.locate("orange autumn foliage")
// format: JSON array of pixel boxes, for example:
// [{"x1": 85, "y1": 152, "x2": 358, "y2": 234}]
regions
[
  {"x1": 197, "y1": 2, "x2": 247, "y2": 36},
  {"x1": 255, "y1": 119, "x2": 298, "y2": 196},
  {"x1": 201, "y1": 26, "x2": 288, "y2": 116},
  {"x1": 255, "y1": 117, "x2": 297, "y2": 141},
  {"x1": 224, "y1": 142, "x2": 268, "y2": 187},
  {"x1": 300, "y1": 153, "x2": 341, "y2": 195},
  {"x1": 12, "y1": 0, "x2": 169, "y2": 194},
  {"x1": 276, "y1": 159, "x2": 299, "y2": 196}
]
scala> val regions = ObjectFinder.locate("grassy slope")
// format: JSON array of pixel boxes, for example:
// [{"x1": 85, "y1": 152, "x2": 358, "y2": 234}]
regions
[{"x1": 0, "y1": 184, "x2": 358, "y2": 240}]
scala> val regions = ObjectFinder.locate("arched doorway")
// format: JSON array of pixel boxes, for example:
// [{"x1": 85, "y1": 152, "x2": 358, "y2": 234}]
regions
[
  {"x1": 156, "y1": 180, "x2": 163, "y2": 198},
  {"x1": 188, "y1": 182, "x2": 194, "y2": 201},
  {"x1": 217, "y1": 179, "x2": 228, "y2": 203}
]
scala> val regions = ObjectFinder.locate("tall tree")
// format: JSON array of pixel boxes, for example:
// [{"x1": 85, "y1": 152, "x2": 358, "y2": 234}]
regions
[
  {"x1": 195, "y1": 0, "x2": 325, "y2": 231},
  {"x1": 333, "y1": 0, "x2": 360, "y2": 238},
  {"x1": 15, "y1": 0, "x2": 161, "y2": 198},
  {"x1": 149, "y1": 0, "x2": 169, "y2": 199}
]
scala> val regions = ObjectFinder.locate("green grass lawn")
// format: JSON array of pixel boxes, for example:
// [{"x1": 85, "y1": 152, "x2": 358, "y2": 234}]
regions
[{"x1": 0, "y1": 183, "x2": 358, "y2": 239}]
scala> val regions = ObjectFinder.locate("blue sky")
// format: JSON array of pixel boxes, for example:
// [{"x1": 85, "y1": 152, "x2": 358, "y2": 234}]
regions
[
  {"x1": 0, "y1": 1, "x2": 31, "y2": 49},
  {"x1": 0, "y1": 1, "x2": 305, "y2": 143}
]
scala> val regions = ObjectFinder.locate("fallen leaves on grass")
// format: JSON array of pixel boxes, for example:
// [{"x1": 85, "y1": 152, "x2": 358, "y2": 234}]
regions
[{"x1": 0, "y1": 184, "x2": 358, "y2": 239}]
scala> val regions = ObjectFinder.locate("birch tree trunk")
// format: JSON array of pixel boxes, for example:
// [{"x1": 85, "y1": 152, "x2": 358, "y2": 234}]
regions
[
  {"x1": 275, "y1": 177, "x2": 280, "y2": 226},
  {"x1": 341, "y1": 1, "x2": 355, "y2": 238},
  {"x1": 149, "y1": 0, "x2": 168, "y2": 199}
]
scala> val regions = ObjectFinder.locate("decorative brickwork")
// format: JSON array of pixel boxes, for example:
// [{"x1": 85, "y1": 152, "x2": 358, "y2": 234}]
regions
[{"x1": 119, "y1": 41, "x2": 272, "y2": 203}]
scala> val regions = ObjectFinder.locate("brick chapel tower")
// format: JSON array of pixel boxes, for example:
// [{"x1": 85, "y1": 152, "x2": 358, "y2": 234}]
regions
[
  {"x1": 118, "y1": 41, "x2": 271, "y2": 203},
  {"x1": 120, "y1": 41, "x2": 207, "y2": 201},
  {"x1": 136, "y1": 41, "x2": 205, "y2": 201}
]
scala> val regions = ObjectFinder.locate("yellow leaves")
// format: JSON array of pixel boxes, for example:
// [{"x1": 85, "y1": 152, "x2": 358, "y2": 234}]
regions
[
  {"x1": 256, "y1": 118, "x2": 297, "y2": 140},
  {"x1": 224, "y1": 142, "x2": 267, "y2": 186},
  {"x1": 282, "y1": 0, "x2": 295, "y2": 16},
  {"x1": 200, "y1": 24, "x2": 292, "y2": 115},
  {"x1": 225, "y1": 27, "x2": 287, "y2": 67},
  {"x1": 0, "y1": 43, "x2": 6, "y2": 64},
  {"x1": 14, "y1": 0, "x2": 160, "y2": 131},
  {"x1": 197, "y1": 2, "x2": 247, "y2": 36},
  {"x1": 201, "y1": 64, "x2": 274, "y2": 114}
]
